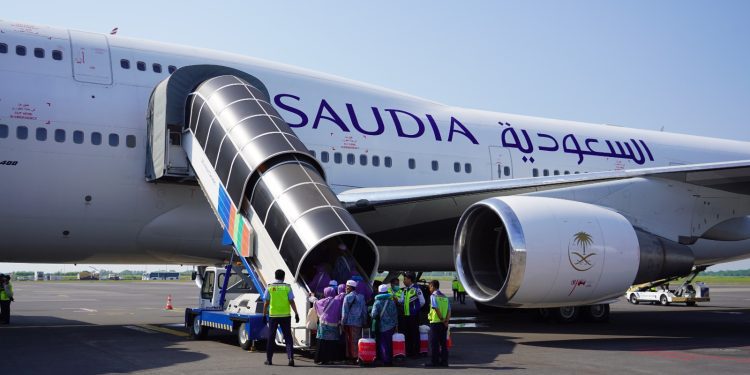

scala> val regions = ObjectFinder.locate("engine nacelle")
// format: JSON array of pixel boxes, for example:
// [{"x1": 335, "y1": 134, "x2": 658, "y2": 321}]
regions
[{"x1": 454, "y1": 196, "x2": 642, "y2": 308}]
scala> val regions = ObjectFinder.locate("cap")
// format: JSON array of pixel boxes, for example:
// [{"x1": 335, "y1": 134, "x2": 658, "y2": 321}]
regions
[
  {"x1": 378, "y1": 284, "x2": 389, "y2": 293},
  {"x1": 346, "y1": 280, "x2": 358, "y2": 287},
  {"x1": 328, "y1": 280, "x2": 338, "y2": 288}
]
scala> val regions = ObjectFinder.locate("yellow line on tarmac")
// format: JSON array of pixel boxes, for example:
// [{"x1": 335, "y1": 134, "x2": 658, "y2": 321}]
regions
[{"x1": 137, "y1": 324, "x2": 190, "y2": 337}]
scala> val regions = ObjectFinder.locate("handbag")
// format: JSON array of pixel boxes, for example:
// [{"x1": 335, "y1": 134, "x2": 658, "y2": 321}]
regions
[{"x1": 306, "y1": 305, "x2": 319, "y2": 330}]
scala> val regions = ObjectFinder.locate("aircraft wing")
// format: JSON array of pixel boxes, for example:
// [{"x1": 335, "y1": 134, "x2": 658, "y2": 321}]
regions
[{"x1": 338, "y1": 160, "x2": 750, "y2": 247}]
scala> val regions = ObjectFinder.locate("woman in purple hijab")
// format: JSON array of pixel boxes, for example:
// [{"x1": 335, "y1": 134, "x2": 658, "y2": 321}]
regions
[{"x1": 314, "y1": 287, "x2": 342, "y2": 364}]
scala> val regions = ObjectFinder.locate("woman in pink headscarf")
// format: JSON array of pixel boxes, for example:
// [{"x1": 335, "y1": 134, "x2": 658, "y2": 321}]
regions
[{"x1": 314, "y1": 287, "x2": 342, "y2": 365}]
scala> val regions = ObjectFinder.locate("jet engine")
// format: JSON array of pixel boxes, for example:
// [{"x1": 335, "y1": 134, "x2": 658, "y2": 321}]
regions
[{"x1": 454, "y1": 196, "x2": 694, "y2": 308}]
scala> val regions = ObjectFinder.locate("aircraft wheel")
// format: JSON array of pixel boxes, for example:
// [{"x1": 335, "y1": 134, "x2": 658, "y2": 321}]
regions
[
  {"x1": 552, "y1": 306, "x2": 580, "y2": 323},
  {"x1": 190, "y1": 315, "x2": 208, "y2": 340},
  {"x1": 583, "y1": 304, "x2": 610, "y2": 322},
  {"x1": 659, "y1": 295, "x2": 670, "y2": 306},
  {"x1": 629, "y1": 294, "x2": 639, "y2": 305},
  {"x1": 238, "y1": 323, "x2": 251, "y2": 350}
]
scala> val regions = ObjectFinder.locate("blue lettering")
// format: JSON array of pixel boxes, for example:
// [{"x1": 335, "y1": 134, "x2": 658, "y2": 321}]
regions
[
  {"x1": 347, "y1": 103, "x2": 384, "y2": 136},
  {"x1": 386, "y1": 109, "x2": 424, "y2": 139},
  {"x1": 448, "y1": 117, "x2": 479, "y2": 145},
  {"x1": 273, "y1": 94, "x2": 308, "y2": 128},
  {"x1": 313, "y1": 99, "x2": 350, "y2": 132},
  {"x1": 426, "y1": 114, "x2": 443, "y2": 141}
]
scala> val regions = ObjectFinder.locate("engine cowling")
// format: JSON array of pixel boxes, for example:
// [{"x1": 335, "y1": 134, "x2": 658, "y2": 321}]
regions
[{"x1": 454, "y1": 196, "x2": 676, "y2": 308}]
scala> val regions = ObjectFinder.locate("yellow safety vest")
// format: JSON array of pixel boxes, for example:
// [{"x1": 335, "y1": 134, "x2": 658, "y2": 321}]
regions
[
  {"x1": 267, "y1": 283, "x2": 291, "y2": 317},
  {"x1": 0, "y1": 284, "x2": 12, "y2": 301},
  {"x1": 403, "y1": 287, "x2": 417, "y2": 316},
  {"x1": 456, "y1": 281, "x2": 465, "y2": 293},
  {"x1": 451, "y1": 280, "x2": 459, "y2": 290},
  {"x1": 428, "y1": 294, "x2": 449, "y2": 323}
]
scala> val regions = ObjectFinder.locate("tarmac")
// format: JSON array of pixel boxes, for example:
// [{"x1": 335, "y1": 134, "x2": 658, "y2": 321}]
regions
[{"x1": 1, "y1": 281, "x2": 749, "y2": 374}]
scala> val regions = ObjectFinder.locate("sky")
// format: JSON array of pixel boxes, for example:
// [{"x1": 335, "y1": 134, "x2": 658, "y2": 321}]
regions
[{"x1": 2, "y1": 1, "x2": 750, "y2": 272}]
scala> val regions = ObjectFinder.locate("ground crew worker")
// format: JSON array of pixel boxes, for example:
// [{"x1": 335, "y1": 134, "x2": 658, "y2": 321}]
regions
[
  {"x1": 400, "y1": 272, "x2": 424, "y2": 357},
  {"x1": 425, "y1": 280, "x2": 450, "y2": 367},
  {"x1": 0, "y1": 274, "x2": 13, "y2": 324},
  {"x1": 456, "y1": 278, "x2": 466, "y2": 304},
  {"x1": 451, "y1": 277, "x2": 459, "y2": 302},
  {"x1": 263, "y1": 269, "x2": 300, "y2": 367},
  {"x1": 388, "y1": 277, "x2": 402, "y2": 302}
]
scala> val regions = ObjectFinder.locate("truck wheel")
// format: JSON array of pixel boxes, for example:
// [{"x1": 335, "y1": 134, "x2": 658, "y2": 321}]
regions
[
  {"x1": 552, "y1": 306, "x2": 580, "y2": 323},
  {"x1": 659, "y1": 295, "x2": 669, "y2": 306},
  {"x1": 583, "y1": 304, "x2": 610, "y2": 322},
  {"x1": 629, "y1": 294, "x2": 639, "y2": 305},
  {"x1": 190, "y1": 315, "x2": 208, "y2": 340},
  {"x1": 238, "y1": 323, "x2": 251, "y2": 350}
]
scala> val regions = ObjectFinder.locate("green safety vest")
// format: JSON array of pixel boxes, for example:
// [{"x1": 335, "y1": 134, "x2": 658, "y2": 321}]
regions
[
  {"x1": 428, "y1": 294, "x2": 449, "y2": 323},
  {"x1": 451, "y1": 280, "x2": 459, "y2": 290},
  {"x1": 0, "y1": 283, "x2": 12, "y2": 301},
  {"x1": 403, "y1": 287, "x2": 417, "y2": 316},
  {"x1": 388, "y1": 286, "x2": 402, "y2": 299},
  {"x1": 267, "y1": 283, "x2": 291, "y2": 317},
  {"x1": 457, "y1": 281, "x2": 465, "y2": 293}
]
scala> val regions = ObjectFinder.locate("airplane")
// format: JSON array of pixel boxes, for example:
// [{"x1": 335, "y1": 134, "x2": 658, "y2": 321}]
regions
[{"x1": 2, "y1": 20, "x2": 750, "y2": 323}]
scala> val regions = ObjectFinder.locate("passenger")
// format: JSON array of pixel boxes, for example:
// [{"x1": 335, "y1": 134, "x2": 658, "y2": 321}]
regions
[
  {"x1": 335, "y1": 283, "x2": 347, "y2": 360},
  {"x1": 400, "y1": 272, "x2": 424, "y2": 357},
  {"x1": 352, "y1": 274, "x2": 373, "y2": 303},
  {"x1": 309, "y1": 265, "x2": 332, "y2": 298},
  {"x1": 371, "y1": 284, "x2": 398, "y2": 366},
  {"x1": 314, "y1": 287, "x2": 343, "y2": 365},
  {"x1": 341, "y1": 279, "x2": 367, "y2": 364},
  {"x1": 451, "y1": 277, "x2": 459, "y2": 302},
  {"x1": 263, "y1": 269, "x2": 300, "y2": 367},
  {"x1": 425, "y1": 280, "x2": 450, "y2": 367},
  {"x1": 456, "y1": 278, "x2": 466, "y2": 304},
  {"x1": 0, "y1": 274, "x2": 13, "y2": 325}
]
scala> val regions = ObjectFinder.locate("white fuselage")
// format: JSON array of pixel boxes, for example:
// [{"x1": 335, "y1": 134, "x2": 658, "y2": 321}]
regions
[{"x1": 1, "y1": 21, "x2": 749, "y2": 268}]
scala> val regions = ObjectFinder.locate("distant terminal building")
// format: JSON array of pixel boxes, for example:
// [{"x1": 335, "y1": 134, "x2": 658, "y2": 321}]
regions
[{"x1": 142, "y1": 272, "x2": 180, "y2": 281}]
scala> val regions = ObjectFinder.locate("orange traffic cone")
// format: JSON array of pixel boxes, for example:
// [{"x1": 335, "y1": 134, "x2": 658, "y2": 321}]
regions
[{"x1": 165, "y1": 294, "x2": 174, "y2": 310}]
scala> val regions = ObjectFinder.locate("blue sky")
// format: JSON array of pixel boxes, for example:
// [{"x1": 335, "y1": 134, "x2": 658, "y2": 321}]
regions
[{"x1": 2, "y1": 1, "x2": 749, "y2": 271}]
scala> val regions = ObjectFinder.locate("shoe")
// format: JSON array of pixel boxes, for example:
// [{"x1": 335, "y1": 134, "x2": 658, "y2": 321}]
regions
[
  {"x1": 264, "y1": 360, "x2": 272, "y2": 366},
  {"x1": 288, "y1": 359, "x2": 295, "y2": 367}
]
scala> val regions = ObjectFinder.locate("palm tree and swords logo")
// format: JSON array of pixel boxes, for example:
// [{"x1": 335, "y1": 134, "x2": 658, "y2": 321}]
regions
[{"x1": 568, "y1": 231, "x2": 596, "y2": 271}]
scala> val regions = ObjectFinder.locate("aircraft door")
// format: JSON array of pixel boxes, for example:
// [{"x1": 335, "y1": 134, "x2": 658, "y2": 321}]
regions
[
  {"x1": 489, "y1": 146, "x2": 513, "y2": 179},
  {"x1": 69, "y1": 30, "x2": 113, "y2": 85}
]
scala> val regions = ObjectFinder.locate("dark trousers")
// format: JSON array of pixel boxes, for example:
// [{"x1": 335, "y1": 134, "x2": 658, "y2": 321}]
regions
[
  {"x1": 404, "y1": 314, "x2": 420, "y2": 356},
  {"x1": 267, "y1": 316, "x2": 294, "y2": 362},
  {"x1": 452, "y1": 289, "x2": 458, "y2": 302},
  {"x1": 458, "y1": 292, "x2": 466, "y2": 304},
  {"x1": 429, "y1": 323, "x2": 449, "y2": 365},
  {"x1": 377, "y1": 327, "x2": 395, "y2": 364},
  {"x1": 0, "y1": 300, "x2": 9, "y2": 324}
]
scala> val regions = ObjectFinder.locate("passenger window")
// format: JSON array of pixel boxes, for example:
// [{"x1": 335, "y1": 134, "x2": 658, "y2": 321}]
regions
[
  {"x1": 52, "y1": 50, "x2": 63, "y2": 61},
  {"x1": 334, "y1": 152, "x2": 342, "y2": 164},
  {"x1": 465, "y1": 163, "x2": 472, "y2": 173},
  {"x1": 431, "y1": 160, "x2": 439, "y2": 171},
  {"x1": 109, "y1": 133, "x2": 119, "y2": 146},
  {"x1": 168, "y1": 65, "x2": 177, "y2": 74},
  {"x1": 532, "y1": 168, "x2": 539, "y2": 177},
  {"x1": 120, "y1": 59, "x2": 130, "y2": 69},
  {"x1": 564, "y1": 171, "x2": 570, "y2": 175},
  {"x1": 126, "y1": 135, "x2": 136, "y2": 148},
  {"x1": 574, "y1": 171, "x2": 580, "y2": 174},
  {"x1": 16, "y1": 126, "x2": 28, "y2": 140},
  {"x1": 91, "y1": 132, "x2": 102, "y2": 145},
  {"x1": 136, "y1": 61, "x2": 146, "y2": 71},
  {"x1": 554, "y1": 170, "x2": 560, "y2": 176},
  {"x1": 454, "y1": 162, "x2": 461, "y2": 173},
  {"x1": 347, "y1": 153, "x2": 355, "y2": 165},
  {"x1": 543, "y1": 169, "x2": 550, "y2": 176},
  {"x1": 360, "y1": 154, "x2": 367, "y2": 166},
  {"x1": 504, "y1": 166, "x2": 511, "y2": 176},
  {"x1": 408, "y1": 158, "x2": 416, "y2": 169},
  {"x1": 152, "y1": 63, "x2": 162, "y2": 73},
  {"x1": 55, "y1": 129, "x2": 65, "y2": 143},
  {"x1": 34, "y1": 48, "x2": 45, "y2": 58},
  {"x1": 73, "y1": 131, "x2": 84, "y2": 144},
  {"x1": 16, "y1": 45, "x2": 26, "y2": 56},
  {"x1": 36, "y1": 127, "x2": 47, "y2": 141},
  {"x1": 384, "y1": 156, "x2": 392, "y2": 168},
  {"x1": 309, "y1": 150, "x2": 316, "y2": 158},
  {"x1": 372, "y1": 155, "x2": 380, "y2": 167},
  {"x1": 0, "y1": 43, "x2": 7, "y2": 54},
  {"x1": 321, "y1": 151, "x2": 329, "y2": 163},
  {"x1": 0, "y1": 124, "x2": 7, "y2": 138}
]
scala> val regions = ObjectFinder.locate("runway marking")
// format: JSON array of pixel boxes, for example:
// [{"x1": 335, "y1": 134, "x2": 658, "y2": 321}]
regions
[
  {"x1": 61, "y1": 307, "x2": 98, "y2": 313},
  {"x1": 136, "y1": 324, "x2": 190, "y2": 337},
  {"x1": 124, "y1": 325, "x2": 157, "y2": 334}
]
